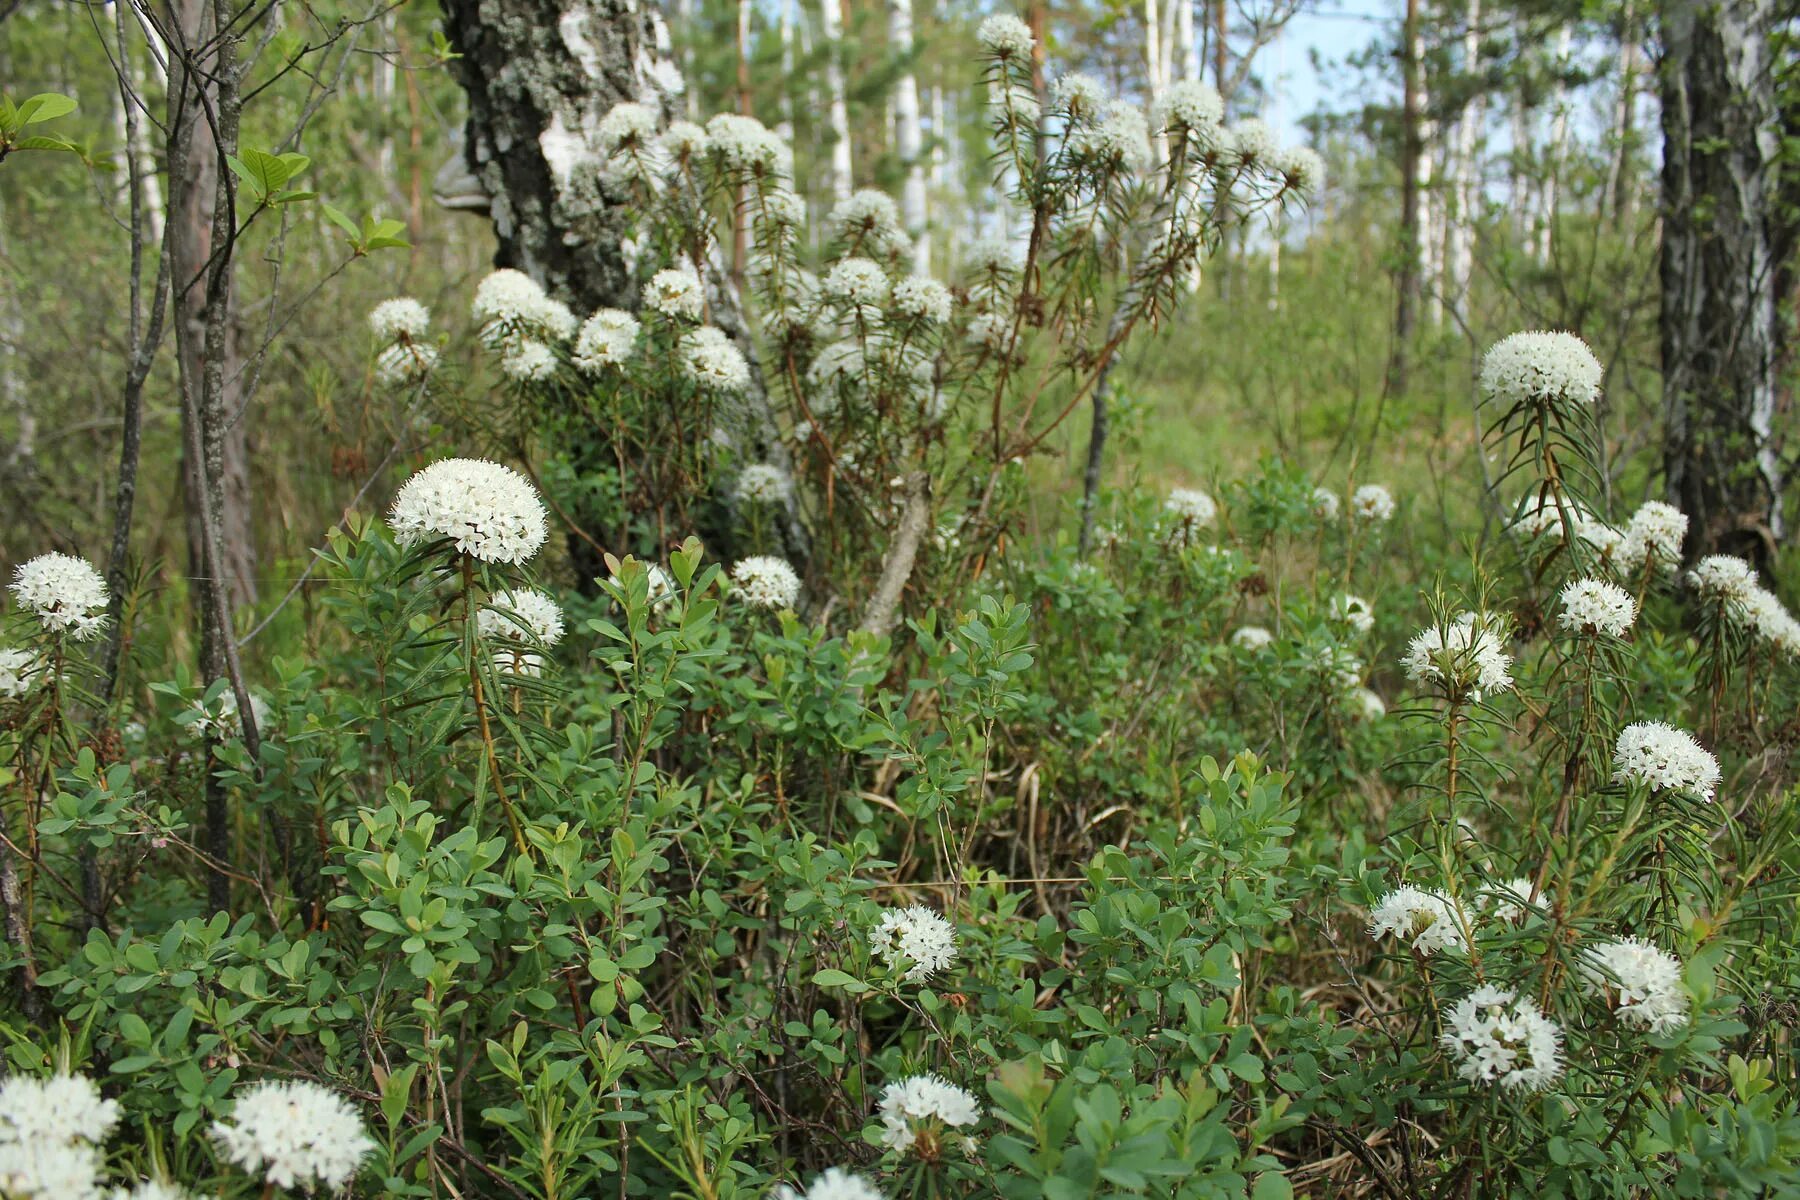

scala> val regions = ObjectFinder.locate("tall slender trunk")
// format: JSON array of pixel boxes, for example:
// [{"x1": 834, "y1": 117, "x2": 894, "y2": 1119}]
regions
[
  {"x1": 1446, "y1": 0, "x2": 1481, "y2": 323},
  {"x1": 1535, "y1": 26, "x2": 1572, "y2": 265},
  {"x1": 821, "y1": 0, "x2": 854, "y2": 202},
  {"x1": 1602, "y1": 0, "x2": 1641, "y2": 225},
  {"x1": 1415, "y1": 9, "x2": 1440, "y2": 326},
  {"x1": 1145, "y1": 0, "x2": 1165, "y2": 164},
  {"x1": 1658, "y1": 0, "x2": 1790, "y2": 565},
  {"x1": 1390, "y1": 0, "x2": 1422, "y2": 392},
  {"x1": 890, "y1": 0, "x2": 928, "y2": 269}
]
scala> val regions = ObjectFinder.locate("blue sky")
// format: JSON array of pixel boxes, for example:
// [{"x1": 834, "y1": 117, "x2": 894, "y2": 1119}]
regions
[{"x1": 1268, "y1": 0, "x2": 1389, "y2": 141}]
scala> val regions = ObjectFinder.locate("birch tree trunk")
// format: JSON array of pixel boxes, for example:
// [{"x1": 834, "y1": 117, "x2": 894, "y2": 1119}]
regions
[
  {"x1": 890, "y1": 0, "x2": 929, "y2": 269},
  {"x1": 1602, "y1": 0, "x2": 1641, "y2": 225},
  {"x1": 1535, "y1": 26, "x2": 1572, "y2": 265},
  {"x1": 1390, "y1": 0, "x2": 1423, "y2": 390},
  {"x1": 1658, "y1": 0, "x2": 1790, "y2": 564},
  {"x1": 1414, "y1": 11, "x2": 1441, "y2": 327},
  {"x1": 1445, "y1": 0, "x2": 1480, "y2": 323},
  {"x1": 439, "y1": 0, "x2": 807, "y2": 572},
  {"x1": 820, "y1": 0, "x2": 854, "y2": 202}
]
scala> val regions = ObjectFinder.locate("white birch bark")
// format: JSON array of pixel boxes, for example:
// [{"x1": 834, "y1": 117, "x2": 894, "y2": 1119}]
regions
[
  {"x1": 889, "y1": 0, "x2": 929, "y2": 269},
  {"x1": 821, "y1": 0, "x2": 854, "y2": 202},
  {"x1": 1446, "y1": 0, "x2": 1480, "y2": 322}
]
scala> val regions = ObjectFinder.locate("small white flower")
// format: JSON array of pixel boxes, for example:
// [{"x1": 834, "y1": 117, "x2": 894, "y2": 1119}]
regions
[
  {"x1": 1073, "y1": 99, "x2": 1150, "y2": 172},
  {"x1": 1580, "y1": 937, "x2": 1690, "y2": 1034},
  {"x1": 1310, "y1": 487, "x2": 1340, "y2": 521},
  {"x1": 680, "y1": 326, "x2": 752, "y2": 392},
  {"x1": 1558, "y1": 578, "x2": 1636, "y2": 638},
  {"x1": 967, "y1": 311, "x2": 1010, "y2": 349},
  {"x1": 869, "y1": 905, "x2": 958, "y2": 981},
  {"x1": 705, "y1": 112, "x2": 788, "y2": 175},
  {"x1": 828, "y1": 190, "x2": 907, "y2": 257},
  {"x1": 388, "y1": 458, "x2": 548, "y2": 564},
  {"x1": 734, "y1": 463, "x2": 792, "y2": 505},
  {"x1": 500, "y1": 339, "x2": 558, "y2": 382},
  {"x1": 976, "y1": 13, "x2": 1034, "y2": 58},
  {"x1": 646, "y1": 267, "x2": 705, "y2": 320},
  {"x1": 10, "y1": 553, "x2": 109, "y2": 640},
  {"x1": 1402, "y1": 613, "x2": 1513, "y2": 702},
  {"x1": 211, "y1": 1079, "x2": 374, "y2": 1193},
  {"x1": 472, "y1": 269, "x2": 570, "y2": 345},
  {"x1": 477, "y1": 588, "x2": 563, "y2": 676},
  {"x1": 595, "y1": 101, "x2": 658, "y2": 155},
  {"x1": 0, "y1": 1074, "x2": 120, "y2": 1149},
  {"x1": 1051, "y1": 73, "x2": 1107, "y2": 116},
  {"x1": 730, "y1": 556, "x2": 801, "y2": 610},
  {"x1": 375, "y1": 341, "x2": 439, "y2": 386},
  {"x1": 1231, "y1": 625, "x2": 1273, "y2": 651},
  {"x1": 1157, "y1": 79, "x2": 1224, "y2": 136},
  {"x1": 877, "y1": 1074, "x2": 981, "y2": 1156},
  {"x1": 1273, "y1": 145, "x2": 1325, "y2": 197},
  {"x1": 0, "y1": 647, "x2": 38, "y2": 699},
  {"x1": 109, "y1": 1181, "x2": 201, "y2": 1200},
  {"x1": 1164, "y1": 487, "x2": 1216, "y2": 526},
  {"x1": 1686, "y1": 554, "x2": 1757, "y2": 607},
  {"x1": 1440, "y1": 985, "x2": 1563, "y2": 1093},
  {"x1": 964, "y1": 236, "x2": 1021, "y2": 276},
  {"x1": 774, "y1": 1168, "x2": 886, "y2": 1200},
  {"x1": 1368, "y1": 885, "x2": 1469, "y2": 956},
  {"x1": 659, "y1": 119, "x2": 708, "y2": 159},
  {"x1": 1350, "y1": 484, "x2": 1395, "y2": 523},
  {"x1": 185, "y1": 684, "x2": 272, "y2": 741},
  {"x1": 573, "y1": 309, "x2": 640, "y2": 372},
  {"x1": 1617, "y1": 501, "x2": 1688, "y2": 572},
  {"x1": 1351, "y1": 687, "x2": 1386, "y2": 721},
  {"x1": 892, "y1": 276, "x2": 952, "y2": 324},
  {"x1": 1332, "y1": 593, "x2": 1375, "y2": 635},
  {"x1": 1480, "y1": 331, "x2": 1603, "y2": 410},
  {"x1": 1612, "y1": 721, "x2": 1720, "y2": 801},
  {"x1": 1740, "y1": 586, "x2": 1800, "y2": 656},
  {"x1": 1485, "y1": 876, "x2": 1549, "y2": 922},
  {"x1": 0, "y1": 1139, "x2": 105, "y2": 1199},
  {"x1": 368, "y1": 297, "x2": 430, "y2": 342},
  {"x1": 1225, "y1": 118, "x2": 1277, "y2": 166},
  {"x1": 823, "y1": 257, "x2": 890, "y2": 312}
]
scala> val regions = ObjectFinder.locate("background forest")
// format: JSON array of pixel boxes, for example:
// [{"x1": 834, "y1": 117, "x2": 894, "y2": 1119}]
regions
[{"x1": 0, "y1": 0, "x2": 1798, "y2": 1196}]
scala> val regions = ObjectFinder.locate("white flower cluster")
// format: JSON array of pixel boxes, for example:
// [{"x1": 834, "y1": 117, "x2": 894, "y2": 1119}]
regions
[
  {"x1": 11, "y1": 553, "x2": 109, "y2": 640},
  {"x1": 645, "y1": 266, "x2": 705, "y2": 321},
  {"x1": 774, "y1": 1168, "x2": 886, "y2": 1200},
  {"x1": 680, "y1": 326, "x2": 752, "y2": 392},
  {"x1": 1156, "y1": 79, "x2": 1224, "y2": 139},
  {"x1": 1507, "y1": 493, "x2": 1620, "y2": 557},
  {"x1": 705, "y1": 112, "x2": 790, "y2": 177},
  {"x1": 0, "y1": 1072, "x2": 119, "y2": 1200},
  {"x1": 1070, "y1": 99, "x2": 1151, "y2": 173},
  {"x1": 1231, "y1": 625, "x2": 1273, "y2": 651},
  {"x1": 0, "y1": 647, "x2": 39, "y2": 699},
  {"x1": 472, "y1": 269, "x2": 576, "y2": 356},
  {"x1": 388, "y1": 458, "x2": 549, "y2": 565},
  {"x1": 1051, "y1": 73, "x2": 1106, "y2": 117},
  {"x1": 211, "y1": 1079, "x2": 373, "y2": 1192},
  {"x1": 1352, "y1": 687, "x2": 1386, "y2": 720},
  {"x1": 477, "y1": 588, "x2": 565, "y2": 676},
  {"x1": 1616, "y1": 500, "x2": 1687, "y2": 572},
  {"x1": 1402, "y1": 613, "x2": 1513, "y2": 702},
  {"x1": 869, "y1": 905, "x2": 958, "y2": 982},
  {"x1": 1440, "y1": 986, "x2": 1564, "y2": 1093},
  {"x1": 1686, "y1": 554, "x2": 1757, "y2": 608},
  {"x1": 976, "y1": 13, "x2": 1035, "y2": 59},
  {"x1": 1164, "y1": 487, "x2": 1216, "y2": 526},
  {"x1": 573, "y1": 309, "x2": 640, "y2": 374},
  {"x1": 892, "y1": 276, "x2": 952, "y2": 324},
  {"x1": 1310, "y1": 487, "x2": 1340, "y2": 520},
  {"x1": 1480, "y1": 331, "x2": 1604, "y2": 410},
  {"x1": 1740, "y1": 585, "x2": 1800, "y2": 656},
  {"x1": 1273, "y1": 145, "x2": 1326, "y2": 198},
  {"x1": 1611, "y1": 721, "x2": 1720, "y2": 801},
  {"x1": 1350, "y1": 484, "x2": 1395, "y2": 523},
  {"x1": 375, "y1": 340, "x2": 440, "y2": 386},
  {"x1": 1332, "y1": 593, "x2": 1375, "y2": 635},
  {"x1": 823, "y1": 257, "x2": 890, "y2": 314},
  {"x1": 734, "y1": 463, "x2": 792, "y2": 505},
  {"x1": 1368, "y1": 885, "x2": 1469, "y2": 956},
  {"x1": 1557, "y1": 578, "x2": 1636, "y2": 638},
  {"x1": 185, "y1": 684, "x2": 272, "y2": 742},
  {"x1": 500, "y1": 339, "x2": 558, "y2": 382},
  {"x1": 1579, "y1": 938, "x2": 1690, "y2": 1034},
  {"x1": 730, "y1": 556, "x2": 801, "y2": 610},
  {"x1": 369, "y1": 297, "x2": 430, "y2": 342},
  {"x1": 1485, "y1": 876, "x2": 1549, "y2": 923},
  {"x1": 828, "y1": 191, "x2": 908, "y2": 259},
  {"x1": 877, "y1": 1074, "x2": 981, "y2": 1156}
]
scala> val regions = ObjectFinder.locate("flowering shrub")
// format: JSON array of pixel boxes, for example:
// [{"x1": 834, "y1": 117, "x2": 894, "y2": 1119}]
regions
[{"x1": 2, "y1": 21, "x2": 1798, "y2": 1200}]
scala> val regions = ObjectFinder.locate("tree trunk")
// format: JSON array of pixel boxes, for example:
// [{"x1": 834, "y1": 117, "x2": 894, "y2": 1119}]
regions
[
  {"x1": 1390, "y1": 0, "x2": 1422, "y2": 392},
  {"x1": 438, "y1": 0, "x2": 808, "y2": 574},
  {"x1": 1658, "y1": 0, "x2": 1789, "y2": 565},
  {"x1": 820, "y1": 0, "x2": 854, "y2": 202},
  {"x1": 1446, "y1": 0, "x2": 1481, "y2": 324},
  {"x1": 1535, "y1": 26, "x2": 1572, "y2": 265},
  {"x1": 890, "y1": 0, "x2": 929, "y2": 269}
]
